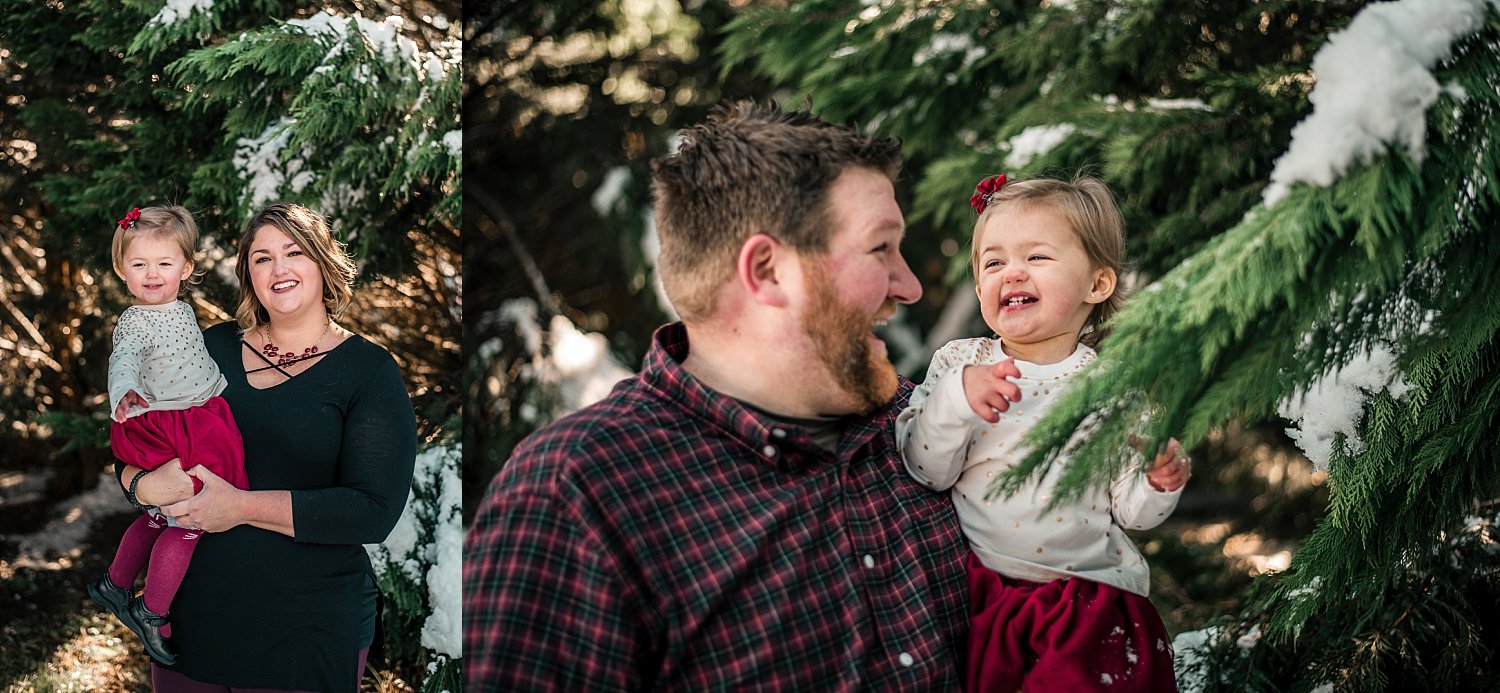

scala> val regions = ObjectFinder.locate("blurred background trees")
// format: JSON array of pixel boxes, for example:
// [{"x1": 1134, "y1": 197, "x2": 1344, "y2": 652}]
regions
[
  {"x1": 465, "y1": 0, "x2": 770, "y2": 513},
  {"x1": 472, "y1": 0, "x2": 1500, "y2": 689}
]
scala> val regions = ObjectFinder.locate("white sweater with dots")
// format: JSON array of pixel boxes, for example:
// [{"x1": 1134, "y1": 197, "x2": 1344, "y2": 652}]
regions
[
  {"x1": 896, "y1": 337, "x2": 1181, "y2": 597},
  {"x1": 108, "y1": 300, "x2": 226, "y2": 420}
]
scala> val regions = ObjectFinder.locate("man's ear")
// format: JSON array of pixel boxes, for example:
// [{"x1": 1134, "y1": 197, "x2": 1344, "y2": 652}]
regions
[
  {"x1": 1085, "y1": 266, "x2": 1117, "y2": 304},
  {"x1": 737, "y1": 233, "x2": 792, "y2": 307}
]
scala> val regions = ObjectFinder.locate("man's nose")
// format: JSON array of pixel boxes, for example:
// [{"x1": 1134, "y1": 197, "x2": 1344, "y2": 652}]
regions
[{"x1": 889, "y1": 252, "x2": 922, "y2": 305}]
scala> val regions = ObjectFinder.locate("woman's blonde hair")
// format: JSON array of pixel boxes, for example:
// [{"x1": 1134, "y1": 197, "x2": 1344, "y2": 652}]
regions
[
  {"x1": 969, "y1": 175, "x2": 1128, "y2": 346},
  {"x1": 110, "y1": 205, "x2": 204, "y2": 290},
  {"x1": 234, "y1": 203, "x2": 357, "y2": 332}
]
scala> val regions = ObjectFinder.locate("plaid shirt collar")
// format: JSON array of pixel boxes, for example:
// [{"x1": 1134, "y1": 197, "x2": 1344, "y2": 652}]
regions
[{"x1": 638, "y1": 322, "x2": 895, "y2": 472}]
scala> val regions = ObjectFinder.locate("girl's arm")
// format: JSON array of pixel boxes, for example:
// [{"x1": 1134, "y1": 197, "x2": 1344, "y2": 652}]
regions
[
  {"x1": 107, "y1": 310, "x2": 152, "y2": 422},
  {"x1": 1108, "y1": 439, "x2": 1187, "y2": 530},
  {"x1": 896, "y1": 341, "x2": 993, "y2": 491}
]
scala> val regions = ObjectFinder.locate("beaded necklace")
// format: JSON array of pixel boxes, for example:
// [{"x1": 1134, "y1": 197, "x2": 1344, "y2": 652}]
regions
[{"x1": 262, "y1": 320, "x2": 333, "y2": 365}]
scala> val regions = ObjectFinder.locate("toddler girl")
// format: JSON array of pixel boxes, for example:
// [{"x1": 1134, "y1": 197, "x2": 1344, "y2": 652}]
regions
[
  {"x1": 897, "y1": 174, "x2": 1191, "y2": 692},
  {"x1": 87, "y1": 205, "x2": 248, "y2": 666}
]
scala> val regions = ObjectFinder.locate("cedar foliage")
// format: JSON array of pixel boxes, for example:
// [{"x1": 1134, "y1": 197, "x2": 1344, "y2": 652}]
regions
[
  {"x1": 1, "y1": 1, "x2": 460, "y2": 688},
  {"x1": 1, "y1": 0, "x2": 460, "y2": 468},
  {"x1": 725, "y1": 0, "x2": 1500, "y2": 689}
]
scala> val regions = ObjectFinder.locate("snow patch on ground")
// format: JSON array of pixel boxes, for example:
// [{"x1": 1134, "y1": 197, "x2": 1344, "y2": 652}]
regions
[{"x1": 1, "y1": 472, "x2": 134, "y2": 571}]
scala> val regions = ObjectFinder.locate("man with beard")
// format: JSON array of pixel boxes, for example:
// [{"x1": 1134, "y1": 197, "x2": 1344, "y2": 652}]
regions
[{"x1": 465, "y1": 102, "x2": 1022, "y2": 691}]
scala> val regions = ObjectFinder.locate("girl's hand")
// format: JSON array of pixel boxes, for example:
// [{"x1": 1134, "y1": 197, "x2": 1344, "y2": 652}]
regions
[
  {"x1": 133, "y1": 460, "x2": 195, "y2": 507},
  {"x1": 113, "y1": 390, "x2": 149, "y2": 423},
  {"x1": 1147, "y1": 437, "x2": 1192, "y2": 492},
  {"x1": 159, "y1": 466, "x2": 246, "y2": 533},
  {"x1": 962, "y1": 360, "x2": 1023, "y2": 423}
]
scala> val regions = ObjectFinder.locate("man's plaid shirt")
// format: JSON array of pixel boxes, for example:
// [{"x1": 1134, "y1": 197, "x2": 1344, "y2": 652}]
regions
[{"x1": 464, "y1": 323, "x2": 969, "y2": 690}]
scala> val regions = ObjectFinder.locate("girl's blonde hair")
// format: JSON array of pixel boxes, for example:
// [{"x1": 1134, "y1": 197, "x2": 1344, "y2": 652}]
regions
[
  {"x1": 969, "y1": 175, "x2": 1127, "y2": 347},
  {"x1": 110, "y1": 206, "x2": 203, "y2": 292},
  {"x1": 233, "y1": 203, "x2": 357, "y2": 333}
]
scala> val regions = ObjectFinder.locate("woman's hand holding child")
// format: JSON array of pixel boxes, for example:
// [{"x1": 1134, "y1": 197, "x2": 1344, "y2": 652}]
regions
[
  {"x1": 161, "y1": 466, "x2": 246, "y2": 533},
  {"x1": 133, "y1": 460, "x2": 196, "y2": 507}
]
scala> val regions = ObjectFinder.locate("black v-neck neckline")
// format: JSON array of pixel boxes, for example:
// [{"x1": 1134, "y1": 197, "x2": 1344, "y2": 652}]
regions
[{"x1": 237, "y1": 335, "x2": 359, "y2": 391}]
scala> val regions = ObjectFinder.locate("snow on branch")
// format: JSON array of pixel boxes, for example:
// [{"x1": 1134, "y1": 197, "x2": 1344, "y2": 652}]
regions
[
  {"x1": 1005, "y1": 124, "x2": 1077, "y2": 169},
  {"x1": 1278, "y1": 344, "x2": 1412, "y2": 472},
  {"x1": 1262, "y1": 0, "x2": 1488, "y2": 206},
  {"x1": 148, "y1": 0, "x2": 214, "y2": 28}
]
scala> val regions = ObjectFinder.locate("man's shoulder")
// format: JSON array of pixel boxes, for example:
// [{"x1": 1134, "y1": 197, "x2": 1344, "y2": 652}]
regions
[{"x1": 500, "y1": 377, "x2": 671, "y2": 487}]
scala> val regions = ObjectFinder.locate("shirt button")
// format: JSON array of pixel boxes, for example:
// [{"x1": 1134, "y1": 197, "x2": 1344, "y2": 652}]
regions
[
  {"x1": 862, "y1": 554, "x2": 875, "y2": 568},
  {"x1": 762, "y1": 445, "x2": 777, "y2": 457},
  {"x1": 899, "y1": 652, "x2": 915, "y2": 667},
  {"x1": 771, "y1": 428, "x2": 787, "y2": 439}
]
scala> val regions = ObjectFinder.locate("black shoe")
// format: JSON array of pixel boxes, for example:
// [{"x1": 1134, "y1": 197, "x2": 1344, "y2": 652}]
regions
[
  {"x1": 87, "y1": 574, "x2": 131, "y2": 622},
  {"x1": 124, "y1": 595, "x2": 179, "y2": 666}
]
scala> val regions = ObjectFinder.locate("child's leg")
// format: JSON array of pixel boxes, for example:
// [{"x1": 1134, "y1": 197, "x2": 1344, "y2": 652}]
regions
[
  {"x1": 108, "y1": 513, "x2": 168, "y2": 590},
  {"x1": 143, "y1": 526, "x2": 202, "y2": 637}
]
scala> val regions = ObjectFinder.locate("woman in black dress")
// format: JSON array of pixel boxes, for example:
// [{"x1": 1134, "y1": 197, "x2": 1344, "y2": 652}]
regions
[{"x1": 115, "y1": 203, "x2": 416, "y2": 692}]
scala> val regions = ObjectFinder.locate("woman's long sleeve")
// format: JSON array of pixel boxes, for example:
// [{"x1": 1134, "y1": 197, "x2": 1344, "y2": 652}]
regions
[{"x1": 290, "y1": 354, "x2": 417, "y2": 545}]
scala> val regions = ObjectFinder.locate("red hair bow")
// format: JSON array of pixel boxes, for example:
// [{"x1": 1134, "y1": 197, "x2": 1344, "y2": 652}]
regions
[
  {"x1": 117, "y1": 207, "x2": 142, "y2": 229},
  {"x1": 969, "y1": 174, "x2": 1007, "y2": 215}
]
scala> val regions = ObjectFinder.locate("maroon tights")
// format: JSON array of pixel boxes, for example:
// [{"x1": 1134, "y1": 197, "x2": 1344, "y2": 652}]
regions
[{"x1": 107, "y1": 512, "x2": 200, "y2": 637}]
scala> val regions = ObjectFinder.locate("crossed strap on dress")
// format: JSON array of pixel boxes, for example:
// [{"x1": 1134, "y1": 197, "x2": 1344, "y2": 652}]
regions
[{"x1": 242, "y1": 339, "x2": 329, "y2": 379}]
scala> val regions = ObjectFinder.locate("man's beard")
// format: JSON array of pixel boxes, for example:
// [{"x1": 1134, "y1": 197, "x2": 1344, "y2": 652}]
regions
[{"x1": 802, "y1": 268, "x2": 899, "y2": 415}]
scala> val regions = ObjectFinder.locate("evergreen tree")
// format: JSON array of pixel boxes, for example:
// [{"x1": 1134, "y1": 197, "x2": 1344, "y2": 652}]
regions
[
  {"x1": 1, "y1": 1, "x2": 460, "y2": 687},
  {"x1": 1, "y1": 0, "x2": 459, "y2": 471},
  {"x1": 725, "y1": 0, "x2": 1500, "y2": 689}
]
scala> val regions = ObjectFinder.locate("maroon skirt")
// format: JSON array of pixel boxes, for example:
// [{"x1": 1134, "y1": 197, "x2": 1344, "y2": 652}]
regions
[
  {"x1": 111, "y1": 396, "x2": 248, "y2": 493},
  {"x1": 966, "y1": 552, "x2": 1177, "y2": 693}
]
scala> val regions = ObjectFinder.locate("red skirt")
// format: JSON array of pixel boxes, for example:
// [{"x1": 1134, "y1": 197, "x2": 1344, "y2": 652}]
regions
[
  {"x1": 966, "y1": 552, "x2": 1177, "y2": 693},
  {"x1": 110, "y1": 396, "x2": 248, "y2": 493}
]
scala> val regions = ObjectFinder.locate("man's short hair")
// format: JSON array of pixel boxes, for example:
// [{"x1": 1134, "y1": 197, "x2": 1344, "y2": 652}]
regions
[{"x1": 650, "y1": 102, "x2": 902, "y2": 322}]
